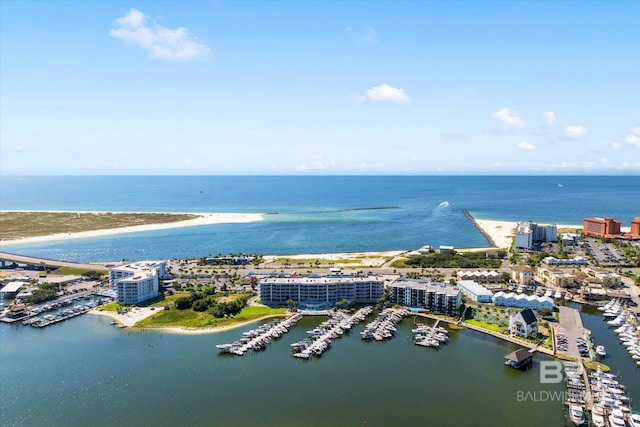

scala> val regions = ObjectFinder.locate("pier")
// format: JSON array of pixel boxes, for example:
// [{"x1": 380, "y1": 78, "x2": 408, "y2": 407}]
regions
[
  {"x1": 217, "y1": 313, "x2": 303, "y2": 356},
  {"x1": 291, "y1": 307, "x2": 373, "y2": 359},
  {"x1": 360, "y1": 308, "x2": 409, "y2": 341}
]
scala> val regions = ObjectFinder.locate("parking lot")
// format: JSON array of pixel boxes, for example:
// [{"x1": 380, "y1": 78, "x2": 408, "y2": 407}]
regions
[
  {"x1": 585, "y1": 238, "x2": 628, "y2": 264},
  {"x1": 558, "y1": 306, "x2": 589, "y2": 360}
]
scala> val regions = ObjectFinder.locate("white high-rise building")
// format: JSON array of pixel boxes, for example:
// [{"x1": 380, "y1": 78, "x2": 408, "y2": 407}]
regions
[
  {"x1": 110, "y1": 260, "x2": 167, "y2": 304},
  {"x1": 514, "y1": 221, "x2": 558, "y2": 250}
]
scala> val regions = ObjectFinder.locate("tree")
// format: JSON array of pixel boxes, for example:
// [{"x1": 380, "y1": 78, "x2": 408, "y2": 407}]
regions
[
  {"x1": 174, "y1": 296, "x2": 192, "y2": 310},
  {"x1": 192, "y1": 299, "x2": 209, "y2": 312},
  {"x1": 335, "y1": 299, "x2": 352, "y2": 310},
  {"x1": 286, "y1": 299, "x2": 297, "y2": 310}
]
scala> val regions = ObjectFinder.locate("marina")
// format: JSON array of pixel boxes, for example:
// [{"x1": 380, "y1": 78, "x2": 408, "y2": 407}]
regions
[
  {"x1": 291, "y1": 306, "x2": 373, "y2": 359},
  {"x1": 412, "y1": 320, "x2": 449, "y2": 349},
  {"x1": 216, "y1": 313, "x2": 303, "y2": 356},
  {"x1": 360, "y1": 308, "x2": 409, "y2": 341},
  {"x1": 601, "y1": 300, "x2": 640, "y2": 368}
]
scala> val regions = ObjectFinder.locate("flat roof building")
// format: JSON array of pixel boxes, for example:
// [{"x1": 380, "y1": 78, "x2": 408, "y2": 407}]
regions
[
  {"x1": 631, "y1": 217, "x2": 640, "y2": 238},
  {"x1": 389, "y1": 278, "x2": 461, "y2": 316},
  {"x1": 0, "y1": 281, "x2": 24, "y2": 299},
  {"x1": 110, "y1": 260, "x2": 167, "y2": 304},
  {"x1": 514, "y1": 221, "x2": 558, "y2": 250},
  {"x1": 583, "y1": 217, "x2": 621, "y2": 239},
  {"x1": 457, "y1": 280, "x2": 493, "y2": 303},
  {"x1": 258, "y1": 273, "x2": 384, "y2": 309}
]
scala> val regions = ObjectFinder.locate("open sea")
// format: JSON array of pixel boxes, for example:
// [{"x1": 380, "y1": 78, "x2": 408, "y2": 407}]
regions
[
  {"x1": 1, "y1": 175, "x2": 639, "y2": 426},
  {"x1": 0, "y1": 175, "x2": 638, "y2": 262}
]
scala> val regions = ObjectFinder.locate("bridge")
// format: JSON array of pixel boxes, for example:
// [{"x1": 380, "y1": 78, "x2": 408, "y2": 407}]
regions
[{"x1": 0, "y1": 251, "x2": 110, "y2": 272}]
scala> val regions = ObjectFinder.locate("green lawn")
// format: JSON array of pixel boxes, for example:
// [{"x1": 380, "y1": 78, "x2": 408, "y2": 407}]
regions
[
  {"x1": 464, "y1": 318, "x2": 503, "y2": 333},
  {"x1": 584, "y1": 360, "x2": 610, "y2": 372},
  {"x1": 135, "y1": 302, "x2": 287, "y2": 329},
  {"x1": 99, "y1": 302, "x2": 119, "y2": 312},
  {"x1": 136, "y1": 308, "x2": 217, "y2": 328}
]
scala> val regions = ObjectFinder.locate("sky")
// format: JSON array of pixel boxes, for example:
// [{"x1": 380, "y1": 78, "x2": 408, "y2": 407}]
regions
[{"x1": 1, "y1": 0, "x2": 639, "y2": 175}]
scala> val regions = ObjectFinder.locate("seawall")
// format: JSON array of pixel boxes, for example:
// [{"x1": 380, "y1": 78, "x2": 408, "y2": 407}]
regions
[{"x1": 462, "y1": 210, "x2": 497, "y2": 248}]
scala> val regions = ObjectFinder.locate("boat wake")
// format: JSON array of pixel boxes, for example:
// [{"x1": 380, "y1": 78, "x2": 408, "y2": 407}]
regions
[{"x1": 437, "y1": 201, "x2": 449, "y2": 208}]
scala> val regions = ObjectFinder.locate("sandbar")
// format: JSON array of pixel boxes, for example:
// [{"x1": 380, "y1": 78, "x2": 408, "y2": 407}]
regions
[{"x1": 0, "y1": 212, "x2": 265, "y2": 246}]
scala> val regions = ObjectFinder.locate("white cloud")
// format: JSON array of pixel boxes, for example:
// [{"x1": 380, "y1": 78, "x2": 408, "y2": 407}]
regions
[
  {"x1": 296, "y1": 155, "x2": 337, "y2": 171},
  {"x1": 627, "y1": 126, "x2": 640, "y2": 147},
  {"x1": 365, "y1": 84, "x2": 409, "y2": 102},
  {"x1": 563, "y1": 125, "x2": 588, "y2": 139},
  {"x1": 518, "y1": 141, "x2": 535, "y2": 151},
  {"x1": 347, "y1": 26, "x2": 377, "y2": 43},
  {"x1": 110, "y1": 9, "x2": 210, "y2": 61},
  {"x1": 541, "y1": 111, "x2": 556, "y2": 125},
  {"x1": 492, "y1": 108, "x2": 525, "y2": 128},
  {"x1": 611, "y1": 141, "x2": 622, "y2": 149}
]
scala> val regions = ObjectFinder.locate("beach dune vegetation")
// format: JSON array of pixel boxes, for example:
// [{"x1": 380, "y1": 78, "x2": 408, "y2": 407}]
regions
[{"x1": 394, "y1": 250, "x2": 506, "y2": 269}]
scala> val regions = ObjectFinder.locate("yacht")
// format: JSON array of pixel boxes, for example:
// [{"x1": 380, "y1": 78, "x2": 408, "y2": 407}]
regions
[
  {"x1": 609, "y1": 408, "x2": 627, "y2": 427},
  {"x1": 608, "y1": 314, "x2": 626, "y2": 327},
  {"x1": 595, "y1": 345, "x2": 607, "y2": 358},
  {"x1": 569, "y1": 404, "x2": 585, "y2": 426},
  {"x1": 590, "y1": 405, "x2": 606, "y2": 427},
  {"x1": 629, "y1": 411, "x2": 640, "y2": 427}
]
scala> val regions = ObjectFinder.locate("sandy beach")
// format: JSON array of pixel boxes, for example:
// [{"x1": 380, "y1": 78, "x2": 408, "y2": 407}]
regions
[
  {"x1": 0, "y1": 212, "x2": 265, "y2": 246},
  {"x1": 474, "y1": 219, "x2": 582, "y2": 249}
]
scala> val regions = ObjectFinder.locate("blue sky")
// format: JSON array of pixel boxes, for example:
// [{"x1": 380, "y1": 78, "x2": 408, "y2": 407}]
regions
[{"x1": 1, "y1": 1, "x2": 638, "y2": 175}]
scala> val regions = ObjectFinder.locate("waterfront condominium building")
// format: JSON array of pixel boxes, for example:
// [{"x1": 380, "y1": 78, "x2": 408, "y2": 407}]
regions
[
  {"x1": 514, "y1": 221, "x2": 558, "y2": 250},
  {"x1": 631, "y1": 217, "x2": 640, "y2": 238},
  {"x1": 583, "y1": 217, "x2": 621, "y2": 238},
  {"x1": 109, "y1": 260, "x2": 167, "y2": 304},
  {"x1": 258, "y1": 272, "x2": 384, "y2": 309},
  {"x1": 389, "y1": 278, "x2": 461, "y2": 316}
]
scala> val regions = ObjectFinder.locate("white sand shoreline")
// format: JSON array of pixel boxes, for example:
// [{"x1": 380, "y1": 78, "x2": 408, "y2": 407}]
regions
[
  {"x1": 0, "y1": 211, "x2": 265, "y2": 246},
  {"x1": 89, "y1": 308, "x2": 289, "y2": 334},
  {"x1": 473, "y1": 219, "x2": 582, "y2": 249}
]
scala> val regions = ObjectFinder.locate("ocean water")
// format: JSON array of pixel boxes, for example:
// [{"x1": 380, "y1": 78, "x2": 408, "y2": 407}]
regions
[{"x1": 0, "y1": 175, "x2": 638, "y2": 262}]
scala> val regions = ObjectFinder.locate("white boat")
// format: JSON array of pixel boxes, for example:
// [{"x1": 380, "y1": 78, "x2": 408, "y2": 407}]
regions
[
  {"x1": 591, "y1": 405, "x2": 606, "y2": 427},
  {"x1": 554, "y1": 289, "x2": 563, "y2": 299},
  {"x1": 608, "y1": 314, "x2": 626, "y2": 327},
  {"x1": 544, "y1": 289, "x2": 553, "y2": 298},
  {"x1": 629, "y1": 412, "x2": 640, "y2": 427},
  {"x1": 569, "y1": 404, "x2": 585, "y2": 426},
  {"x1": 595, "y1": 345, "x2": 606, "y2": 358},
  {"x1": 609, "y1": 409, "x2": 627, "y2": 427}
]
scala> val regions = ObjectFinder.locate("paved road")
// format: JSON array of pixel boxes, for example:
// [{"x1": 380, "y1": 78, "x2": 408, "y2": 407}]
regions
[{"x1": 0, "y1": 251, "x2": 110, "y2": 272}]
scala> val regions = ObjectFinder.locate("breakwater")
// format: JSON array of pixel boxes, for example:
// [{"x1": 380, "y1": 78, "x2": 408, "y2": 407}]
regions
[{"x1": 462, "y1": 209, "x2": 497, "y2": 247}]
